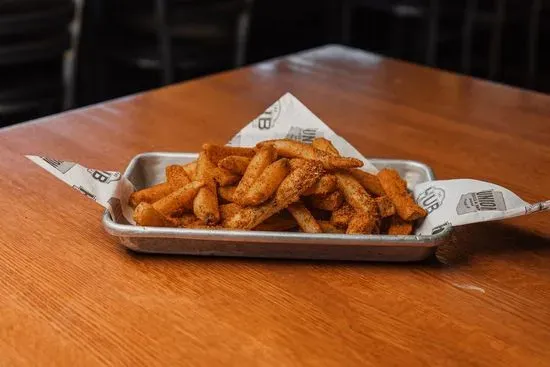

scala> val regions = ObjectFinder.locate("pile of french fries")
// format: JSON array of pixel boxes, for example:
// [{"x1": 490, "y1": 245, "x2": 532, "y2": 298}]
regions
[{"x1": 129, "y1": 138, "x2": 427, "y2": 235}]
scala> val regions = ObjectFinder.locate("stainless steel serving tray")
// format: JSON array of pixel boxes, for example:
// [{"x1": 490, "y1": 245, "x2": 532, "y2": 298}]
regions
[{"x1": 103, "y1": 153, "x2": 452, "y2": 262}]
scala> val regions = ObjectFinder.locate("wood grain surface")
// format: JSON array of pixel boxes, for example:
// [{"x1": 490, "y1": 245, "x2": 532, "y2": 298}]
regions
[{"x1": 0, "y1": 45, "x2": 549, "y2": 366}]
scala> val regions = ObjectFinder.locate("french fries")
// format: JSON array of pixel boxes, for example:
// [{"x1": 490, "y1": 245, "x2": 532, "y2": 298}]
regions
[
  {"x1": 241, "y1": 158, "x2": 290, "y2": 206},
  {"x1": 128, "y1": 138, "x2": 427, "y2": 235},
  {"x1": 218, "y1": 156, "x2": 251, "y2": 175},
  {"x1": 233, "y1": 145, "x2": 277, "y2": 205},
  {"x1": 308, "y1": 190, "x2": 344, "y2": 211},
  {"x1": 303, "y1": 174, "x2": 337, "y2": 196},
  {"x1": 165, "y1": 165, "x2": 191, "y2": 190},
  {"x1": 129, "y1": 182, "x2": 174, "y2": 208},
  {"x1": 287, "y1": 202, "x2": 323, "y2": 233},
  {"x1": 377, "y1": 168, "x2": 427, "y2": 221},
  {"x1": 193, "y1": 151, "x2": 220, "y2": 224},
  {"x1": 257, "y1": 139, "x2": 363, "y2": 170}
]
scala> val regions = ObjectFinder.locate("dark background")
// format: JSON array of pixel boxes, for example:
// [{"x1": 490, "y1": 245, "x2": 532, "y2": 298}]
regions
[{"x1": 1, "y1": 0, "x2": 549, "y2": 127}]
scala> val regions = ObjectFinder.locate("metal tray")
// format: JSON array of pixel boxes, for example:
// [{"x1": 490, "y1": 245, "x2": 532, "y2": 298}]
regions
[{"x1": 102, "y1": 153, "x2": 453, "y2": 262}]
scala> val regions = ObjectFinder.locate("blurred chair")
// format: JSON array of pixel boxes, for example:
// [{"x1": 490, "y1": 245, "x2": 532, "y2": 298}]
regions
[
  {"x1": 0, "y1": 0, "x2": 74, "y2": 126},
  {"x1": 340, "y1": 0, "x2": 450, "y2": 66},
  {"x1": 76, "y1": 0, "x2": 253, "y2": 105},
  {"x1": 461, "y1": 0, "x2": 542, "y2": 84}
]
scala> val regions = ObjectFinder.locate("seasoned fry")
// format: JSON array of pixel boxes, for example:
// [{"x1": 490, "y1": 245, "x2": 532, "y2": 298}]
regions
[
  {"x1": 388, "y1": 216, "x2": 414, "y2": 235},
  {"x1": 318, "y1": 220, "x2": 345, "y2": 234},
  {"x1": 254, "y1": 213, "x2": 297, "y2": 231},
  {"x1": 132, "y1": 138, "x2": 425, "y2": 236},
  {"x1": 349, "y1": 169, "x2": 385, "y2": 197},
  {"x1": 241, "y1": 158, "x2": 290, "y2": 206},
  {"x1": 129, "y1": 182, "x2": 174, "y2": 208},
  {"x1": 213, "y1": 167, "x2": 240, "y2": 187},
  {"x1": 218, "y1": 185, "x2": 236, "y2": 203},
  {"x1": 166, "y1": 165, "x2": 191, "y2": 190},
  {"x1": 134, "y1": 202, "x2": 176, "y2": 227},
  {"x1": 312, "y1": 137, "x2": 340, "y2": 156},
  {"x1": 375, "y1": 196, "x2": 396, "y2": 218},
  {"x1": 257, "y1": 139, "x2": 363, "y2": 170},
  {"x1": 218, "y1": 156, "x2": 251, "y2": 175},
  {"x1": 334, "y1": 172, "x2": 378, "y2": 217},
  {"x1": 202, "y1": 143, "x2": 256, "y2": 165},
  {"x1": 233, "y1": 145, "x2": 277, "y2": 205},
  {"x1": 152, "y1": 181, "x2": 204, "y2": 217},
  {"x1": 308, "y1": 190, "x2": 344, "y2": 211},
  {"x1": 330, "y1": 203, "x2": 355, "y2": 229},
  {"x1": 225, "y1": 160, "x2": 323, "y2": 230},
  {"x1": 378, "y1": 168, "x2": 427, "y2": 221},
  {"x1": 346, "y1": 213, "x2": 379, "y2": 235},
  {"x1": 182, "y1": 161, "x2": 197, "y2": 179},
  {"x1": 287, "y1": 202, "x2": 323, "y2": 233},
  {"x1": 303, "y1": 174, "x2": 337, "y2": 196},
  {"x1": 193, "y1": 152, "x2": 220, "y2": 224},
  {"x1": 175, "y1": 213, "x2": 199, "y2": 227},
  {"x1": 220, "y1": 203, "x2": 243, "y2": 225}
]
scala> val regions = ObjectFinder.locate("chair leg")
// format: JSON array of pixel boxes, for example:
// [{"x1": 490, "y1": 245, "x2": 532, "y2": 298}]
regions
[
  {"x1": 155, "y1": 0, "x2": 174, "y2": 85},
  {"x1": 426, "y1": 0, "x2": 439, "y2": 66},
  {"x1": 341, "y1": 0, "x2": 352, "y2": 45},
  {"x1": 488, "y1": 0, "x2": 505, "y2": 79},
  {"x1": 462, "y1": 0, "x2": 476, "y2": 74},
  {"x1": 527, "y1": 0, "x2": 541, "y2": 88},
  {"x1": 234, "y1": 2, "x2": 253, "y2": 67}
]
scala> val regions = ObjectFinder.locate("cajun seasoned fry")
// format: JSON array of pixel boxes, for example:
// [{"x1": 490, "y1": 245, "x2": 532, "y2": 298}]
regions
[
  {"x1": 349, "y1": 169, "x2": 385, "y2": 197},
  {"x1": 225, "y1": 160, "x2": 323, "y2": 230},
  {"x1": 218, "y1": 185, "x2": 236, "y2": 203},
  {"x1": 241, "y1": 158, "x2": 290, "y2": 206},
  {"x1": 193, "y1": 152, "x2": 220, "y2": 224},
  {"x1": 287, "y1": 202, "x2": 323, "y2": 233},
  {"x1": 182, "y1": 161, "x2": 197, "y2": 179},
  {"x1": 308, "y1": 190, "x2": 344, "y2": 211},
  {"x1": 311, "y1": 137, "x2": 340, "y2": 156},
  {"x1": 152, "y1": 181, "x2": 204, "y2": 217},
  {"x1": 218, "y1": 156, "x2": 251, "y2": 175},
  {"x1": 175, "y1": 213, "x2": 199, "y2": 227},
  {"x1": 233, "y1": 145, "x2": 277, "y2": 205},
  {"x1": 129, "y1": 182, "x2": 174, "y2": 208},
  {"x1": 257, "y1": 139, "x2": 363, "y2": 170},
  {"x1": 166, "y1": 165, "x2": 191, "y2": 190},
  {"x1": 347, "y1": 213, "x2": 379, "y2": 235},
  {"x1": 334, "y1": 171, "x2": 378, "y2": 217},
  {"x1": 303, "y1": 174, "x2": 337, "y2": 196},
  {"x1": 318, "y1": 220, "x2": 345, "y2": 234},
  {"x1": 378, "y1": 168, "x2": 427, "y2": 221},
  {"x1": 134, "y1": 202, "x2": 176, "y2": 227},
  {"x1": 254, "y1": 213, "x2": 297, "y2": 231},
  {"x1": 220, "y1": 203, "x2": 243, "y2": 225},
  {"x1": 388, "y1": 216, "x2": 414, "y2": 235},
  {"x1": 330, "y1": 203, "x2": 355, "y2": 229},
  {"x1": 202, "y1": 143, "x2": 256, "y2": 165},
  {"x1": 131, "y1": 137, "x2": 425, "y2": 236},
  {"x1": 213, "y1": 167, "x2": 240, "y2": 187},
  {"x1": 375, "y1": 196, "x2": 396, "y2": 218}
]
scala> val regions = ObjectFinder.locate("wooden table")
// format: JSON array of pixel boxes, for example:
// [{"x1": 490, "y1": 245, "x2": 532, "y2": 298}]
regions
[{"x1": 1, "y1": 45, "x2": 549, "y2": 366}]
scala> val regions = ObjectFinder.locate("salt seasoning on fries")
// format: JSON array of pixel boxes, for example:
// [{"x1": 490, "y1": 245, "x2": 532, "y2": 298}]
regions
[{"x1": 128, "y1": 137, "x2": 427, "y2": 235}]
